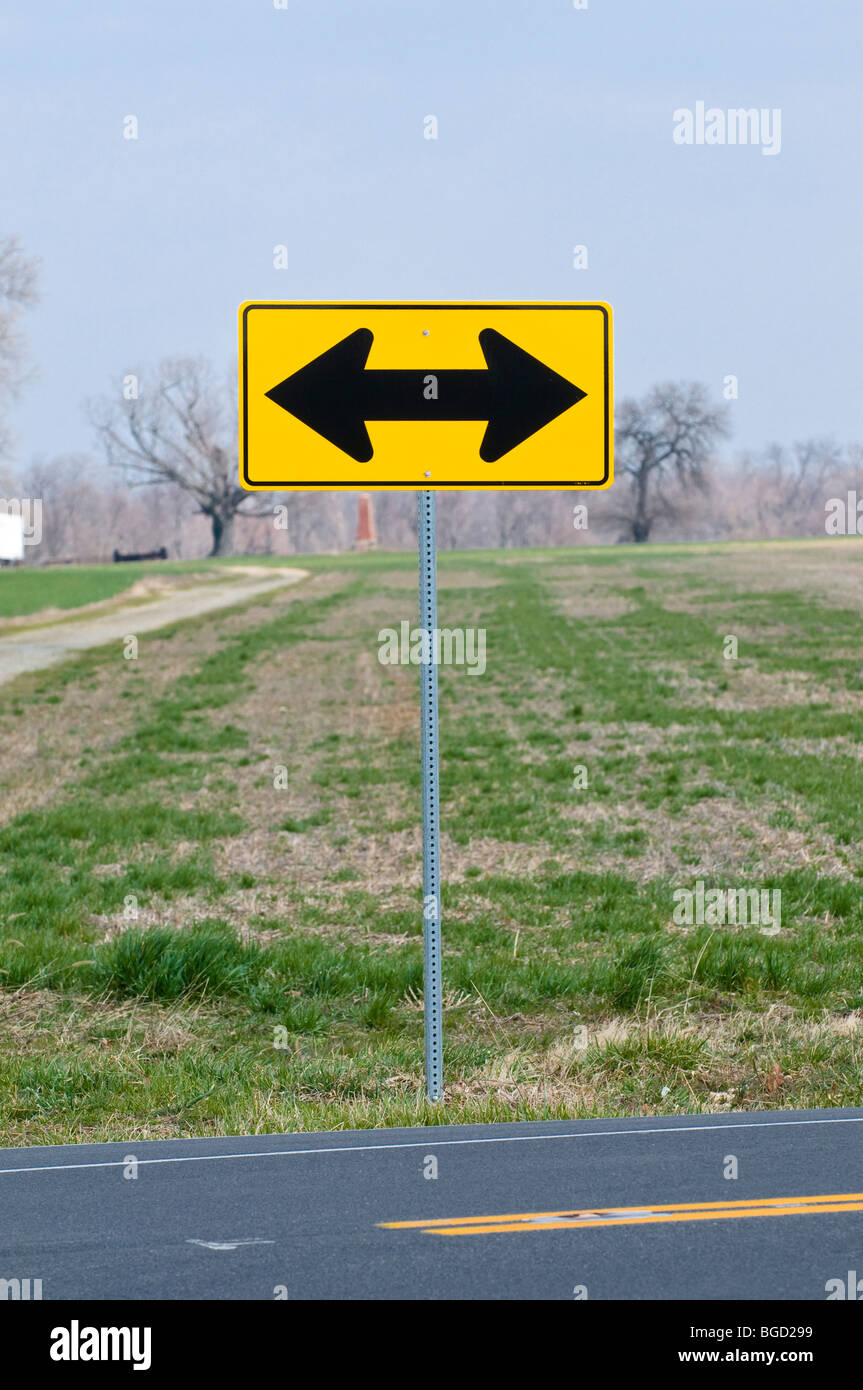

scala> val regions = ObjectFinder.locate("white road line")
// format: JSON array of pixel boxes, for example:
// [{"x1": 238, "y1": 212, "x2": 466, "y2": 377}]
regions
[{"x1": 0, "y1": 1113, "x2": 861, "y2": 1176}]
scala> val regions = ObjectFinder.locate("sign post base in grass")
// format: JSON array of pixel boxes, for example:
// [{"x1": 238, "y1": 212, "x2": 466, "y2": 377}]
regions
[{"x1": 418, "y1": 490, "x2": 443, "y2": 1102}]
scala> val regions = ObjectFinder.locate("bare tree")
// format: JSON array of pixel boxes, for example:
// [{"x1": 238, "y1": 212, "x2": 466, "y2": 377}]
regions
[
  {"x1": 0, "y1": 236, "x2": 40, "y2": 458},
  {"x1": 612, "y1": 382, "x2": 731, "y2": 542},
  {"x1": 91, "y1": 357, "x2": 278, "y2": 556},
  {"x1": 16, "y1": 454, "x2": 187, "y2": 562},
  {"x1": 743, "y1": 438, "x2": 843, "y2": 538}
]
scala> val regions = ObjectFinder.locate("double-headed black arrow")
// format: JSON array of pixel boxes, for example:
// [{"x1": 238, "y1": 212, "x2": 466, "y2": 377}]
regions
[{"x1": 265, "y1": 327, "x2": 586, "y2": 463}]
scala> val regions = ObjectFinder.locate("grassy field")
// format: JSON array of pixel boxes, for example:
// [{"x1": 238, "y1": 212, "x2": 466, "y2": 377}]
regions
[
  {"x1": 0, "y1": 560, "x2": 243, "y2": 620},
  {"x1": 1, "y1": 537, "x2": 862, "y2": 1144}
]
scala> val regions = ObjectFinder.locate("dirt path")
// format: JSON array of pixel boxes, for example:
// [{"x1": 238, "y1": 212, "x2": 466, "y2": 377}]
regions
[{"x1": 0, "y1": 566, "x2": 308, "y2": 688}]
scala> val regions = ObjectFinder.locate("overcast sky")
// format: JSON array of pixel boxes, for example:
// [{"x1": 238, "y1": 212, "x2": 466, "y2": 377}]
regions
[{"x1": 2, "y1": 0, "x2": 861, "y2": 466}]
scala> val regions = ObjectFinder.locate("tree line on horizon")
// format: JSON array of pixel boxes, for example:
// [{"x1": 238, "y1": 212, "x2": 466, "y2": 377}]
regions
[{"x1": 2, "y1": 235, "x2": 859, "y2": 563}]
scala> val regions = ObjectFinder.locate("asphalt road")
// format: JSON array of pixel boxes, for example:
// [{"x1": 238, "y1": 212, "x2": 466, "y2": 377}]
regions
[{"x1": 2, "y1": 1107, "x2": 862, "y2": 1300}]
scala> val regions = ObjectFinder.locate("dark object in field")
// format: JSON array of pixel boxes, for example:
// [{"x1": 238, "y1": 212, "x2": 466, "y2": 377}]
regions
[{"x1": 113, "y1": 547, "x2": 168, "y2": 563}]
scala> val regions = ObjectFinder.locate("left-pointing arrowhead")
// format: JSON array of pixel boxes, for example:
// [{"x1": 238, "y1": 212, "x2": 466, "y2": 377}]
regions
[
  {"x1": 265, "y1": 328, "x2": 375, "y2": 462},
  {"x1": 477, "y1": 329, "x2": 586, "y2": 462}
]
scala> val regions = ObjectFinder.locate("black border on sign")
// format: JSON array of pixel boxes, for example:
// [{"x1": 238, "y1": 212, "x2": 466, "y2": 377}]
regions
[{"x1": 241, "y1": 302, "x2": 611, "y2": 490}]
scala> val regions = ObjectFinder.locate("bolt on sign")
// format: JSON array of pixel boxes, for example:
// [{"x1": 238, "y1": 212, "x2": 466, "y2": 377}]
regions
[{"x1": 238, "y1": 301, "x2": 613, "y2": 491}]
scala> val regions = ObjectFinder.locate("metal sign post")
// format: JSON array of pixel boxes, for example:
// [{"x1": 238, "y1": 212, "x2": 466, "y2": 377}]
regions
[
  {"x1": 418, "y1": 490, "x2": 443, "y2": 1101},
  {"x1": 239, "y1": 299, "x2": 615, "y2": 1104}
]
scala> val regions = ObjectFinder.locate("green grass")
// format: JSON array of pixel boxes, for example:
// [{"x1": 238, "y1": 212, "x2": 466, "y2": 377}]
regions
[
  {"x1": 0, "y1": 565, "x2": 144, "y2": 617},
  {"x1": 0, "y1": 559, "x2": 242, "y2": 619},
  {"x1": 1, "y1": 536, "x2": 863, "y2": 1142},
  {"x1": 90, "y1": 924, "x2": 265, "y2": 1002}
]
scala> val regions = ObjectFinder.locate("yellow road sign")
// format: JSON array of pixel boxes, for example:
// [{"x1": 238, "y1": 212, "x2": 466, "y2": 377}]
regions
[{"x1": 239, "y1": 301, "x2": 612, "y2": 491}]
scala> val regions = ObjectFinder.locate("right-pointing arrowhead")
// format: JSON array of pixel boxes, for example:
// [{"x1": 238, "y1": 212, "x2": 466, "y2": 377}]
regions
[
  {"x1": 478, "y1": 328, "x2": 586, "y2": 462},
  {"x1": 265, "y1": 328, "x2": 375, "y2": 462}
]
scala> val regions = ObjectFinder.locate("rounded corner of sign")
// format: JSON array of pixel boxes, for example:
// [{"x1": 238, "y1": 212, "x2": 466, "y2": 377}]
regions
[{"x1": 239, "y1": 454, "x2": 260, "y2": 491}]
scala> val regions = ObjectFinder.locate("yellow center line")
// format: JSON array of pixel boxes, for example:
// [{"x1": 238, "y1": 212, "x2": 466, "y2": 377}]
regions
[{"x1": 380, "y1": 1192, "x2": 863, "y2": 1236}]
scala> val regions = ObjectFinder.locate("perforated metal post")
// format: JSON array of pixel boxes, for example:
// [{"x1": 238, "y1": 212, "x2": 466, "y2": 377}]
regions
[{"x1": 418, "y1": 490, "x2": 443, "y2": 1101}]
